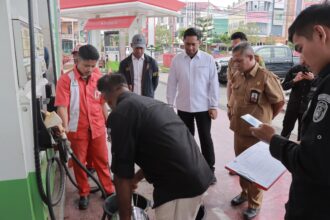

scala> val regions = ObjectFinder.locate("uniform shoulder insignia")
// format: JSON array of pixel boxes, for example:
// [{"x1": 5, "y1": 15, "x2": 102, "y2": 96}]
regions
[{"x1": 313, "y1": 94, "x2": 330, "y2": 123}]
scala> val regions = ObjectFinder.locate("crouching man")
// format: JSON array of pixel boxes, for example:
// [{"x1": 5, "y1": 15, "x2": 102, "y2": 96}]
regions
[{"x1": 97, "y1": 74, "x2": 213, "y2": 220}]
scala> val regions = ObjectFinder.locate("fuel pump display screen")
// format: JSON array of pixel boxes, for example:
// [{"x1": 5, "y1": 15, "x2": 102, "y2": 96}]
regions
[{"x1": 12, "y1": 19, "x2": 45, "y2": 89}]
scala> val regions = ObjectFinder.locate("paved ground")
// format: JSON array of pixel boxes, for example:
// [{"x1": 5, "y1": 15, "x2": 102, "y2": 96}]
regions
[{"x1": 61, "y1": 72, "x2": 294, "y2": 220}]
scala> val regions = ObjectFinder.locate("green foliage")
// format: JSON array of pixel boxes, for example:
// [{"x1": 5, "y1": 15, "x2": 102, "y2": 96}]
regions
[
  {"x1": 196, "y1": 16, "x2": 213, "y2": 43},
  {"x1": 231, "y1": 23, "x2": 261, "y2": 45},
  {"x1": 106, "y1": 61, "x2": 119, "y2": 72},
  {"x1": 178, "y1": 27, "x2": 186, "y2": 40},
  {"x1": 155, "y1": 25, "x2": 172, "y2": 49},
  {"x1": 264, "y1": 36, "x2": 276, "y2": 45},
  {"x1": 218, "y1": 33, "x2": 231, "y2": 45},
  {"x1": 159, "y1": 65, "x2": 170, "y2": 73}
]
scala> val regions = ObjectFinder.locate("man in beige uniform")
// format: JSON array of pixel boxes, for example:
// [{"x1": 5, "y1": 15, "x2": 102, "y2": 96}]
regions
[
  {"x1": 227, "y1": 32, "x2": 265, "y2": 118},
  {"x1": 228, "y1": 42, "x2": 284, "y2": 220}
]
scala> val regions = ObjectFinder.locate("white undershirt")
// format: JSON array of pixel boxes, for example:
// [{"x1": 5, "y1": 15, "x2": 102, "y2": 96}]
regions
[{"x1": 132, "y1": 54, "x2": 145, "y2": 95}]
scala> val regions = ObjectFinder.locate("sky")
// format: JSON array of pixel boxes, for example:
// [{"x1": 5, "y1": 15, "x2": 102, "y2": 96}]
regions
[{"x1": 179, "y1": 0, "x2": 235, "y2": 9}]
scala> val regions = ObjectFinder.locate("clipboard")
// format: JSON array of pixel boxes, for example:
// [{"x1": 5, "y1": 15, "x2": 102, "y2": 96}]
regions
[{"x1": 225, "y1": 141, "x2": 286, "y2": 190}]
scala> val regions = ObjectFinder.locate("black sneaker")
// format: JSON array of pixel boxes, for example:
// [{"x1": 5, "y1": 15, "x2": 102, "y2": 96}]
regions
[
  {"x1": 231, "y1": 194, "x2": 247, "y2": 206},
  {"x1": 243, "y1": 208, "x2": 260, "y2": 219},
  {"x1": 78, "y1": 196, "x2": 89, "y2": 210}
]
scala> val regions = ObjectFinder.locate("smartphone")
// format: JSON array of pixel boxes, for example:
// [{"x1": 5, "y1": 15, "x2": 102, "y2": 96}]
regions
[
  {"x1": 301, "y1": 66, "x2": 309, "y2": 75},
  {"x1": 241, "y1": 114, "x2": 262, "y2": 128}
]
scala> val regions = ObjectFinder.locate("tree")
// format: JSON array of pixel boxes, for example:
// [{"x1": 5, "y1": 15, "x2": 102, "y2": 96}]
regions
[
  {"x1": 177, "y1": 27, "x2": 186, "y2": 40},
  {"x1": 231, "y1": 23, "x2": 262, "y2": 45},
  {"x1": 218, "y1": 32, "x2": 231, "y2": 45},
  {"x1": 155, "y1": 25, "x2": 171, "y2": 51},
  {"x1": 196, "y1": 16, "x2": 213, "y2": 44}
]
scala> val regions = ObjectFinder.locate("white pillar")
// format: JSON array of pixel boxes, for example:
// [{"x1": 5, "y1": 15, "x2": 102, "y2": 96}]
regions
[
  {"x1": 119, "y1": 30, "x2": 126, "y2": 61},
  {"x1": 147, "y1": 17, "x2": 155, "y2": 47},
  {"x1": 89, "y1": 30, "x2": 101, "y2": 53}
]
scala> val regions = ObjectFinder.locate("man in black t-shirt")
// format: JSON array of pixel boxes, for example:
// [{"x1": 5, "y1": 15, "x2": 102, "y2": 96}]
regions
[
  {"x1": 281, "y1": 62, "x2": 314, "y2": 140},
  {"x1": 97, "y1": 74, "x2": 213, "y2": 220}
]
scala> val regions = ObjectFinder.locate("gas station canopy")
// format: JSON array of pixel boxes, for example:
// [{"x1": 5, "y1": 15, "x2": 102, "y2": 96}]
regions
[
  {"x1": 60, "y1": 0, "x2": 186, "y2": 18},
  {"x1": 84, "y1": 16, "x2": 136, "y2": 30}
]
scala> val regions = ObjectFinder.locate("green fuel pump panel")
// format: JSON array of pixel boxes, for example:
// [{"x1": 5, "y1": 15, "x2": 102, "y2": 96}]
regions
[{"x1": 0, "y1": 0, "x2": 61, "y2": 219}]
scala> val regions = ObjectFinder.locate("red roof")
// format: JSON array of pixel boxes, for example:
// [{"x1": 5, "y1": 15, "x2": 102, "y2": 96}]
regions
[
  {"x1": 60, "y1": 0, "x2": 185, "y2": 12},
  {"x1": 84, "y1": 16, "x2": 136, "y2": 30}
]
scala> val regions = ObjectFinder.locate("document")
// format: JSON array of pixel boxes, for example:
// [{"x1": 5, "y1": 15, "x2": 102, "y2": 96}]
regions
[
  {"x1": 225, "y1": 141, "x2": 286, "y2": 190},
  {"x1": 241, "y1": 114, "x2": 262, "y2": 127}
]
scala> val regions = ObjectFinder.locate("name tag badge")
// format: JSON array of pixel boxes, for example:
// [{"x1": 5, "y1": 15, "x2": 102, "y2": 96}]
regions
[{"x1": 250, "y1": 89, "x2": 260, "y2": 104}]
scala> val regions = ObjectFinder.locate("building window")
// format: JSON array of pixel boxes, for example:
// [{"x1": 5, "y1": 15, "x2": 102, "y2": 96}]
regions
[
  {"x1": 259, "y1": 1, "x2": 265, "y2": 11},
  {"x1": 67, "y1": 25, "x2": 72, "y2": 34}
]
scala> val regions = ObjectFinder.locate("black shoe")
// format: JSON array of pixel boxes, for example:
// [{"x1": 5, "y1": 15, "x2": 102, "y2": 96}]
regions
[
  {"x1": 243, "y1": 208, "x2": 260, "y2": 219},
  {"x1": 78, "y1": 196, "x2": 89, "y2": 210},
  {"x1": 210, "y1": 176, "x2": 217, "y2": 185},
  {"x1": 231, "y1": 194, "x2": 247, "y2": 206}
]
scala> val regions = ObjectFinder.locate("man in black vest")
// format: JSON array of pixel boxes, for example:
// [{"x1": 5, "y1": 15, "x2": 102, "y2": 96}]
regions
[{"x1": 119, "y1": 34, "x2": 159, "y2": 98}]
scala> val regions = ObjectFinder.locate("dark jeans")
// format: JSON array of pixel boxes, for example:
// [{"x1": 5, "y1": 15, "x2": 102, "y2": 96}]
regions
[
  {"x1": 178, "y1": 110, "x2": 215, "y2": 172},
  {"x1": 281, "y1": 110, "x2": 304, "y2": 141}
]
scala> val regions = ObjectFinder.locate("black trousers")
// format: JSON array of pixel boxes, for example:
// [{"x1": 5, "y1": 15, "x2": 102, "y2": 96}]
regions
[
  {"x1": 281, "y1": 110, "x2": 304, "y2": 141},
  {"x1": 178, "y1": 110, "x2": 215, "y2": 172}
]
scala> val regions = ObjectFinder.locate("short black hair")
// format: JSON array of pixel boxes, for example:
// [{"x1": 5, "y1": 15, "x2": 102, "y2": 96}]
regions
[
  {"x1": 288, "y1": 3, "x2": 330, "y2": 42},
  {"x1": 230, "y1": 32, "x2": 248, "y2": 41},
  {"x1": 78, "y1": 44, "x2": 99, "y2": 61},
  {"x1": 97, "y1": 73, "x2": 127, "y2": 96},
  {"x1": 183, "y1": 27, "x2": 202, "y2": 40}
]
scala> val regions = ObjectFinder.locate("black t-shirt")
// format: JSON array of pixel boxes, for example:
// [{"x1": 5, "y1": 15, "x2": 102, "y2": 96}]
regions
[
  {"x1": 281, "y1": 65, "x2": 313, "y2": 113},
  {"x1": 108, "y1": 92, "x2": 213, "y2": 207}
]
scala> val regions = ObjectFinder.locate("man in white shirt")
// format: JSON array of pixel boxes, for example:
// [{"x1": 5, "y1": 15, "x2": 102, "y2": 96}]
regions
[
  {"x1": 119, "y1": 34, "x2": 159, "y2": 98},
  {"x1": 167, "y1": 28, "x2": 219, "y2": 184}
]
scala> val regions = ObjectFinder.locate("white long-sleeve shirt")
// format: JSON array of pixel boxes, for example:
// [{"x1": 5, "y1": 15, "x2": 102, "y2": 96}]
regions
[
  {"x1": 166, "y1": 50, "x2": 219, "y2": 112},
  {"x1": 132, "y1": 54, "x2": 145, "y2": 95}
]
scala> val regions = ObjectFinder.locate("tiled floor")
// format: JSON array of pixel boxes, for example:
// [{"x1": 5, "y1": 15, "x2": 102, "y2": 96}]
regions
[{"x1": 63, "y1": 109, "x2": 291, "y2": 220}]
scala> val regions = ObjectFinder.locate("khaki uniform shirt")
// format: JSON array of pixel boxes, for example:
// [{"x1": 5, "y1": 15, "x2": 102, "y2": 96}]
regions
[
  {"x1": 230, "y1": 63, "x2": 284, "y2": 135},
  {"x1": 227, "y1": 54, "x2": 265, "y2": 108}
]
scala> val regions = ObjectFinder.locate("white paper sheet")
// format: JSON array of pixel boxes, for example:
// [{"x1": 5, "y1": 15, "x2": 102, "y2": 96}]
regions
[{"x1": 225, "y1": 141, "x2": 286, "y2": 190}]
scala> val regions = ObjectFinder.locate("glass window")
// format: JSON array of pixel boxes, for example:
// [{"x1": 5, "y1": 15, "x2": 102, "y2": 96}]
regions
[
  {"x1": 274, "y1": 47, "x2": 289, "y2": 58},
  {"x1": 256, "y1": 48, "x2": 271, "y2": 59},
  {"x1": 259, "y1": 1, "x2": 265, "y2": 11}
]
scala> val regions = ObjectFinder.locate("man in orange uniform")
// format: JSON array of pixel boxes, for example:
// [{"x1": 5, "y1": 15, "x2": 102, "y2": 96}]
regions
[
  {"x1": 55, "y1": 45, "x2": 114, "y2": 210},
  {"x1": 71, "y1": 45, "x2": 95, "y2": 173}
]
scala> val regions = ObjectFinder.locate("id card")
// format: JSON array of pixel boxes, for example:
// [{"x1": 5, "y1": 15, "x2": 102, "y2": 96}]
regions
[{"x1": 241, "y1": 114, "x2": 262, "y2": 127}]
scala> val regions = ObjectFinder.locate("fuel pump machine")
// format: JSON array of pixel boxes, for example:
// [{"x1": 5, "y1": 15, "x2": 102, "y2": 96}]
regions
[{"x1": 0, "y1": 0, "x2": 61, "y2": 219}]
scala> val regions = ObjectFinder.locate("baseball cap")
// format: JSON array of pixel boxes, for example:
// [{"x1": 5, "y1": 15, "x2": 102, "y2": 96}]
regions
[{"x1": 131, "y1": 34, "x2": 146, "y2": 49}]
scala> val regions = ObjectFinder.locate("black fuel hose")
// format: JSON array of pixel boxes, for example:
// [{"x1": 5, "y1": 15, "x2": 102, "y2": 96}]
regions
[
  {"x1": 46, "y1": 157, "x2": 65, "y2": 206},
  {"x1": 28, "y1": 0, "x2": 56, "y2": 219},
  {"x1": 46, "y1": 0, "x2": 57, "y2": 86},
  {"x1": 61, "y1": 160, "x2": 101, "y2": 194},
  {"x1": 62, "y1": 140, "x2": 107, "y2": 198}
]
